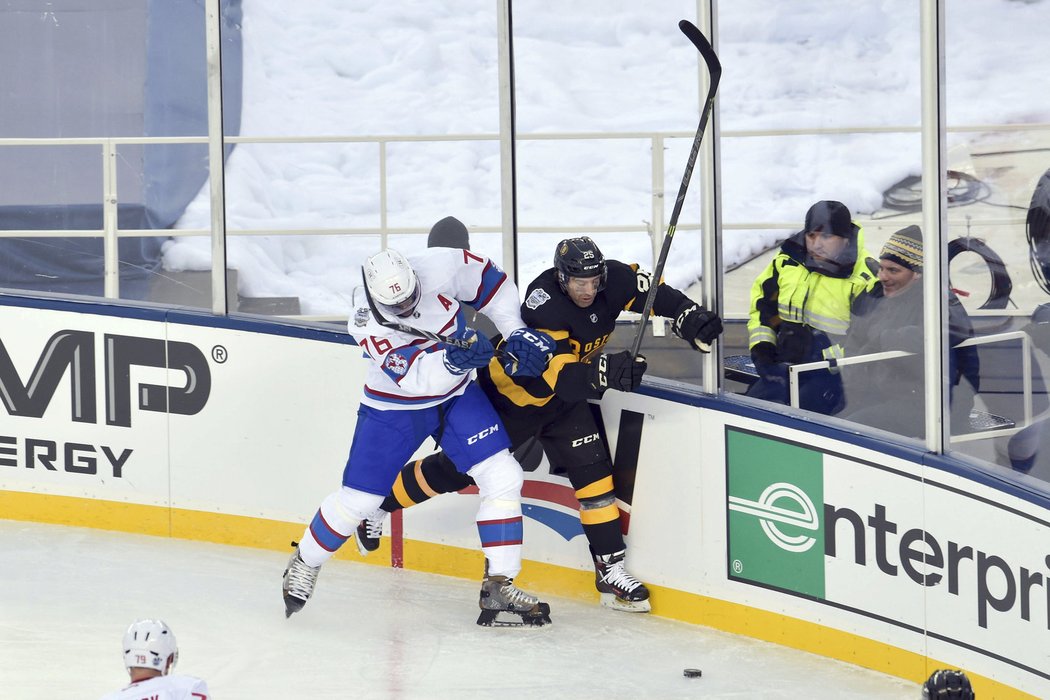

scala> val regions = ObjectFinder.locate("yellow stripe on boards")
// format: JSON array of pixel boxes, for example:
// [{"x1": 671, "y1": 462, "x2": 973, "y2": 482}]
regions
[
  {"x1": 0, "y1": 488, "x2": 1030, "y2": 698},
  {"x1": 0, "y1": 489, "x2": 374, "y2": 563}
]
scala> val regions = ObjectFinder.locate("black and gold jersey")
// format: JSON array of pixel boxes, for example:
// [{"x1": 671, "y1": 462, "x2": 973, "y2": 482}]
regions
[{"x1": 481, "y1": 259, "x2": 693, "y2": 413}]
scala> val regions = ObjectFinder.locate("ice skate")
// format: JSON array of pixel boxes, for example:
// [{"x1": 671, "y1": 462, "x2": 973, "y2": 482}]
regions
[
  {"x1": 594, "y1": 549, "x2": 651, "y2": 613},
  {"x1": 282, "y1": 545, "x2": 321, "y2": 618},
  {"x1": 355, "y1": 509, "x2": 387, "y2": 556},
  {"x1": 477, "y1": 574, "x2": 552, "y2": 627}
]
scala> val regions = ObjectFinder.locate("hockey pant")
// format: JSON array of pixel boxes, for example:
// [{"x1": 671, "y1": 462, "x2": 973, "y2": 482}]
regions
[
  {"x1": 380, "y1": 400, "x2": 626, "y2": 557},
  {"x1": 298, "y1": 383, "x2": 523, "y2": 575}
]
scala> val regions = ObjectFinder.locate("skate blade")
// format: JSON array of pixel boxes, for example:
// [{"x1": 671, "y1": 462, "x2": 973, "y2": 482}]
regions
[
  {"x1": 354, "y1": 536, "x2": 378, "y2": 557},
  {"x1": 476, "y1": 604, "x2": 552, "y2": 627},
  {"x1": 599, "y1": 592, "x2": 651, "y2": 613},
  {"x1": 283, "y1": 594, "x2": 306, "y2": 618}
]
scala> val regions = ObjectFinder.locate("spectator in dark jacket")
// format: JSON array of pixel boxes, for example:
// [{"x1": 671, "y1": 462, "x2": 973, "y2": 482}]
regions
[{"x1": 838, "y1": 225, "x2": 979, "y2": 438}]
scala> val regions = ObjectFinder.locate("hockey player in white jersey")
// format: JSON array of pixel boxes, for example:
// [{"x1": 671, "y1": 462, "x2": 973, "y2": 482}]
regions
[
  {"x1": 98, "y1": 619, "x2": 209, "y2": 700},
  {"x1": 283, "y1": 246, "x2": 556, "y2": 626}
]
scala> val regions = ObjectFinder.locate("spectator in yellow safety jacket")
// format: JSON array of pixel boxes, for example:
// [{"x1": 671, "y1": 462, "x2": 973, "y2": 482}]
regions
[{"x1": 745, "y1": 200, "x2": 879, "y2": 414}]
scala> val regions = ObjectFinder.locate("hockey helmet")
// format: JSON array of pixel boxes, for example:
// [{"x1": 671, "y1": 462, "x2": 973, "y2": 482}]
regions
[
  {"x1": 921, "y1": 669, "x2": 974, "y2": 700},
  {"x1": 364, "y1": 248, "x2": 421, "y2": 318},
  {"x1": 122, "y1": 619, "x2": 178, "y2": 675},
  {"x1": 554, "y1": 237, "x2": 607, "y2": 293}
]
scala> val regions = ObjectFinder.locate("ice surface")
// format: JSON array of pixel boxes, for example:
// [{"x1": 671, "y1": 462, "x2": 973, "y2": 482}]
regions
[{"x1": 0, "y1": 519, "x2": 918, "y2": 699}]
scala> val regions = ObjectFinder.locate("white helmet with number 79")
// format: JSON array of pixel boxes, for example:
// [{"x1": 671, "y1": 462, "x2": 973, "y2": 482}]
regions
[
  {"x1": 122, "y1": 619, "x2": 178, "y2": 675},
  {"x1": 364, "y1": 249, "x2": 421, "y2": 318}
]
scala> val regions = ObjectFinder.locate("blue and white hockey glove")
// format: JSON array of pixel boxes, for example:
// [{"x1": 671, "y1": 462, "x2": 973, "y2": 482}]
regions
[
  {"x1": 443, "y1": 328, "x2": 495, "y2": 374},
  {"x1": 502, "y1": 328, "x2": 555, "y2": 378}
]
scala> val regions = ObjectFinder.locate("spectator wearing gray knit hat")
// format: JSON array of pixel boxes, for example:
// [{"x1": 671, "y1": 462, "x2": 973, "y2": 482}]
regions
[{"x1": 838, "y1": 225, "x2": 979, "y2": 438}]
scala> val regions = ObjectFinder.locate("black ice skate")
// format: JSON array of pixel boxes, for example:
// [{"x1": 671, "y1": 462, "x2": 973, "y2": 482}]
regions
[
  {"x1": 282, "y1": 544, "x2": 321, "y2": 618},
  {"x1": 594, "y1": 549, "x2": 651, "y2": 613},
  {"x1": 355, "y1": 510, "x2": 386, "y2": 556},
  {"x1": 477, "y1": 574, "x2": 552, "y2": 627}
]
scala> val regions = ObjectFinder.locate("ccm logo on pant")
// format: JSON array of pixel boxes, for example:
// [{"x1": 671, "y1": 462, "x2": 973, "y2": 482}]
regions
[
  {"x1": 467, "y1": 424, "x2": 500, "y2": 444},
  {"x1": 571, "y1": 433, "x2": 600, "y2": 447}
]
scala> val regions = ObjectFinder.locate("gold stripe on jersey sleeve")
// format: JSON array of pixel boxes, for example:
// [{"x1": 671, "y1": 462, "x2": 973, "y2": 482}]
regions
[
  {"x1": 489, "y1": 329, "x2": 574, "y2": 408},
  {"x1": 622, "y1": 263, "x2": 665, "y2": 316}
]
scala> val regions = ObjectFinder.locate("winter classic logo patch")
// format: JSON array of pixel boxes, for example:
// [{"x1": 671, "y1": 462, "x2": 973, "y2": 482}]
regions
[
  {"x1": 353, "y1": 307, "x2": 370, "y2": 327},
  {"x1": 383, "y1": 353, "x2": 408, "y2": 375},
  {"x1": 525, "y1": 288, "x2": 551, "y2": 310}
]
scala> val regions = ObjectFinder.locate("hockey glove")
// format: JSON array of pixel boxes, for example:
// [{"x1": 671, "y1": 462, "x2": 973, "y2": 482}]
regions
[
  {"x1": 502, "y1": 328, "x2": 555, "y2": 378},
  {"x1": 750, "y1": 341, "x2": 778, "y2": 368},
  {"x1": 775, "y1": 321, "x2": 814, "y2": 364},
  {"x1": 756, "y1": 360, "x2": 790, "y2": 386},
  {"x1": 589, "y1": 350, "x2": 647, "y2": 393},
  {"x1": 672, "y1": 303, "x2": 722, "y2": 352},
  {"x1": 443, "y1": 328, "x2": 494, "y2": 374}
]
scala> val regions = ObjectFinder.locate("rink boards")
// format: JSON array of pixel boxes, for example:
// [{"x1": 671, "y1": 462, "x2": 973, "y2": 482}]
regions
[{"x1": 0, "y1": 295, "x2": 1047, "y2": 699}]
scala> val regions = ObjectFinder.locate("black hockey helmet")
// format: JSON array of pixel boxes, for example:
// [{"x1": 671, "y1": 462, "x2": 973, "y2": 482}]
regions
[
  {"x1": 554, "y1": 236, "x2": 607, "y2": 293},
  {"x1": 921, "y1": 669, "x2": 974, "y2": 700}
]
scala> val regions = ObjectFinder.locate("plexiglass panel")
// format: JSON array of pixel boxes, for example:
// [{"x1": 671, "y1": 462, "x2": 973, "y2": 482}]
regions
[
  {"x1": 512, "y1": 0, "x2": 712, "y2": 385},
  {"x1": 198, "y1": 2, "x2": 502, "y2": 319},
  {"x1": 0, "y1": 0, "x2": 236, "y2": 305},
  {"x1": 943, "y1": 0, "x2": 1050, "y2": 485},
  {"x1": 719, "y1": 1, "x2": 931, "y2": 438}
]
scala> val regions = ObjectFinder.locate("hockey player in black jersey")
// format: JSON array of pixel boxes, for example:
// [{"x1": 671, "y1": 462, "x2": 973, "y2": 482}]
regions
[{"x1": 355, "y1": 236, "x2": 723, "y2": 612}]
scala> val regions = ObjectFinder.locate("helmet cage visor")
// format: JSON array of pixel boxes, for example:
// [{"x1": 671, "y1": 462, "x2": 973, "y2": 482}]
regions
[{"x1": 377, "y1": 281, "x2": 421, "y2": 318}]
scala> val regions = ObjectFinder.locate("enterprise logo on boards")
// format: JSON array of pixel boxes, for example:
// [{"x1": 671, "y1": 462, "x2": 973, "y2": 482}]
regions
[
  {"x1": 728, "y1": 481, "x2": 820, "y2": 553},
  {"x1": 724, "y1": 426, "x2": 1050, "y2": 684}
]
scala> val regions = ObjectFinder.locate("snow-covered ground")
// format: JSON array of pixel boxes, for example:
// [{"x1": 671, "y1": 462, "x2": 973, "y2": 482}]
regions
[{"x1": 166, "y1": 0, "x2": 1049, "y2": 315}]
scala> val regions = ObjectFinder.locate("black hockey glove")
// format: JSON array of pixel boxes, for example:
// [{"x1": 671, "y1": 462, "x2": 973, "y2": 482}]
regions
[
  {"x1": 672, "y1": 303, "x2": 722, "y2": 352},
  {"x1": 443, "y1": 328, "x2": 494, "y2": 374},
  {"x1": 589, "y1": 350, "x2": 647, "y2": 393},
  {"x1": 750, "y1": 342, "x2": 788, "y2": 385},
  {"x1": 775, "y1": 321, "x2": 813, "y2": 364},
  {"x1": 750, "y1": 341, "x2": 778, "y2": 368}
]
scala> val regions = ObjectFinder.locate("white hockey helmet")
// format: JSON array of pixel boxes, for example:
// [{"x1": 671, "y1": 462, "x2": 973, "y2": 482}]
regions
[
  {"x1": 364, "y1": 248, "x2": 421, "y2": 317},
  {"x1": 122, "y1": 619, "x2": 178, "y2": 675}
]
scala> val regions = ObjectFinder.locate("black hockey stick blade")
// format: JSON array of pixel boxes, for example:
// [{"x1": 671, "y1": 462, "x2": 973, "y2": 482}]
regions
[
  {"x1": 359, "y1": 266, "x2": 506, "y2": 357},
  {"x1": 628, "y1": 20, "x2": 721, "y2": 358},
  {"x1": 678, "y1": 20, "x2": 721, "y2": 91}
]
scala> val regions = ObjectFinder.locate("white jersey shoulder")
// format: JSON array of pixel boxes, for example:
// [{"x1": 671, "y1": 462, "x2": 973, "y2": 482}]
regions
[
  {"x1": 347, "y1": 247, "x2": 526, "y2": 411},
  {"x1": 98, "y1": 674, "x2": 209, "y2": 700}
]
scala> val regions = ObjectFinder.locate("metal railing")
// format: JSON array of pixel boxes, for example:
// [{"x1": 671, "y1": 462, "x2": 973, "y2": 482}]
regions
[
  {"x1": 2, "y1": 120, "x2": 1047, "y2": 300},
  {"x1": 788, "y1": 330, "x2": 1032, "y2": 442}
]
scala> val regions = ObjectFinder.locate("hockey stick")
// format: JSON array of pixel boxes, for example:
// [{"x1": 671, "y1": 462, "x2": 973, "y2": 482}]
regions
[
  {"x1": 359, "y1": 267, "x2": 507, "y2": 357},
  {"x1": 629, "y1": 19, "x2": 721, "y2": 358}
]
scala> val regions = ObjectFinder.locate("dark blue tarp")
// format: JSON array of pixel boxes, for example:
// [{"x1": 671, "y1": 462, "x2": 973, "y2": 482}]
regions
[{"x1": 0, "y1": 0, "x2": 243, "y2": 298}]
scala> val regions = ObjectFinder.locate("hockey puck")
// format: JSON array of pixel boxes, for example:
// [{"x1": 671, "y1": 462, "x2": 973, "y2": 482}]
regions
[{"x1": 683, "y1": 668, "x2": 703, "y2": 678}]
